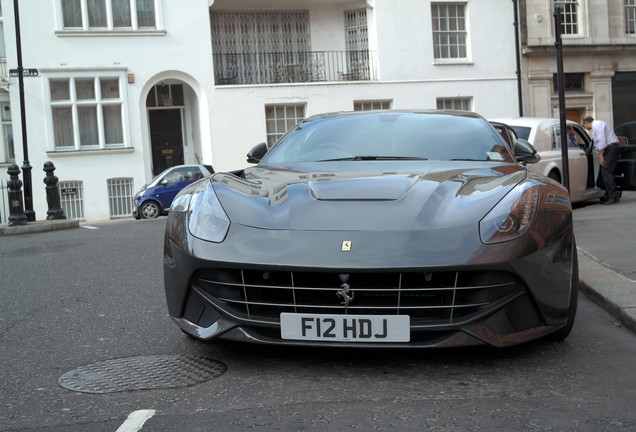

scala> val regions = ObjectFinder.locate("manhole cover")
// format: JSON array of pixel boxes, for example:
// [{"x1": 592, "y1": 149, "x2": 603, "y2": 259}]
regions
[{"x1": 59, "y1": 355, "x2": 227, "y2": 394}]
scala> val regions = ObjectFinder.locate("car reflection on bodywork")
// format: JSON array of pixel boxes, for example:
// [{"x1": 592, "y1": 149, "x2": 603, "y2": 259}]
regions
[
  {"x1": 164, "y1": 110, "x2": 578, "y2": 348},
  {"x1": 490, "y1": 117, "x2": 603, "y2": 203}
]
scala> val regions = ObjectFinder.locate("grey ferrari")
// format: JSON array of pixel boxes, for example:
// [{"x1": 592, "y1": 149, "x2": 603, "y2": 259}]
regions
[{"x1": 164, "y1": 110, "x2": 578, "y2": 348}]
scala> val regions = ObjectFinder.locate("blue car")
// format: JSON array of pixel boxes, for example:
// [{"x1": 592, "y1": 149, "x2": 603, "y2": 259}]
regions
[{"x1": 133, "y1": 164, "x2": 214, "y2": 219}]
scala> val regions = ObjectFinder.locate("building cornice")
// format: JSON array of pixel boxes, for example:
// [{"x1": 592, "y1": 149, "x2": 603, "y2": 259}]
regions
[
  {"x1": 523, "y1": 44, "x2": 636, "y2": 55},
  {"x1": 39, "y1": 67, "x2": 128, "y2": 74}
]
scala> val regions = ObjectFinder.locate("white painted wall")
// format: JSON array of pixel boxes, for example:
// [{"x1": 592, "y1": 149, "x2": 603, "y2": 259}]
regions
[{"x1": 3, "y1": 0, "x2": 518, "y2": 221}]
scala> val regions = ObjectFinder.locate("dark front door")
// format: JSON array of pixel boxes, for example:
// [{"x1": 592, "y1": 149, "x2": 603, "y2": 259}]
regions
[{"x1": 150, "y1": 109, "x2": 184, "y2": 176}]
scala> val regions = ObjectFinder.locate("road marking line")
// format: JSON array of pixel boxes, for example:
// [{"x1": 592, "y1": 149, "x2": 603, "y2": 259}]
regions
[
  {"x1": 81, "y1": 225, "x2": 100, "y2": 230},
  {"x1": 115, "y1": 409, "x2": 156, "y2": 432}
]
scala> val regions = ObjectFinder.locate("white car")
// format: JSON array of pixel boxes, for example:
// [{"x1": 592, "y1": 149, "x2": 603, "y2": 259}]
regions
[{"x1": 491, "y1": 117, "x2": 604, "y2": 203}]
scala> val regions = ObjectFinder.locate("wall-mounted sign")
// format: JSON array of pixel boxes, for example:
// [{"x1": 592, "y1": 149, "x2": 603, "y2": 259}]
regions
[
  {"x1": 61, "y1": 188, "x2": 77, "y2": 195},
  {"x1": 9, "y1": 68, "x2": 39, "y2": 77}
]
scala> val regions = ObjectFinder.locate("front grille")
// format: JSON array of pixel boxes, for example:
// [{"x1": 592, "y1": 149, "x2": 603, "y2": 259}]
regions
[{"x1": 193, "y1": 269, "x2": 525, "y2": 326}]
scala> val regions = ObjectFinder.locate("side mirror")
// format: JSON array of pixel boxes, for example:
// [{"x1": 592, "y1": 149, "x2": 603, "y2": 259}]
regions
[
  {"x1": 160, "y1": 179, "x2": 169, "y2": 186},
  {"x1": 514, "y1": 138, "x2": 541, "y2": 165},
  {"x1": 247, "y1": 142, "x2": 268, "y2": 164}
]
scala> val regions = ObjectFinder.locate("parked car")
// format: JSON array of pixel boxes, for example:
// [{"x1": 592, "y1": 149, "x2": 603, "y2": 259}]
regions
[
  {"x1": 490, "y1": 117, "x2": 604, "y2": 203},
  {"x1": 489, "y1": 121, "x2": 518, "y2": 153},
  {"x1": 164, "y1": 110, "x2": 578, "y2": 348},
  {"x1": 615, "y1": 121, "x2": 636, "y2": 143},
  {"x1": 133, "y1": 164, "x2": 214, "y2": 219}
]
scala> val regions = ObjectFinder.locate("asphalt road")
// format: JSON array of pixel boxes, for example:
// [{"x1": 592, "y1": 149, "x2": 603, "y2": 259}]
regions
[{"x1": 1, "y1": 218, "x2": 635, "y2": 432}]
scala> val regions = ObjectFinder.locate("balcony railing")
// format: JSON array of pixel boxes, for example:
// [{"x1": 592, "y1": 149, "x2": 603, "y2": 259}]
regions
[{"x1": 213, "y1": 50, "x2": 377, "y2": 85}]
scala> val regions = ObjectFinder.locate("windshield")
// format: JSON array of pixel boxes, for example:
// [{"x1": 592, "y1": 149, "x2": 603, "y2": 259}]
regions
[
  {"x1": 510, "y1": 125, "x2": 531, "y2": 141},
  {"x1": 261, "y1": 112, "x2": 515, "y2": 164}
]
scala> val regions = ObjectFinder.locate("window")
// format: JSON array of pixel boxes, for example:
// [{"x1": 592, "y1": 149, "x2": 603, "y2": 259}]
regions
[
  {"x1": 554, "y1": 0, "x2": 579, "y2": 35},
  {"x1": 436, "y1": 97, "x2": 472, "y2": 111},
  {"x1": 265, "y1": 105, "x2": 305, "y2": 147},
  {"x1": 59, "y1": 181, "x2": 85, "y2": 220},
  {"x1": 345, "y1": 9, "x2": 371, "y2": 80},
  {"x1": 1, "y1": 102, "x2": 13, "y2": 162},
  {"x1": 354, "y1": 100, "x2": 392, "y2": 111},
  {"x1": 60, "y1": 0, "x2": 157, "y2": 31},
  {"x1": 107, "y1": 178, "x2": 134, "y2": 218},
  {"x1": 627, "y1": 0, "x2": 636, "y2": 34},
  {"x1": 212, "y1": 10, "x2": 310, "y2": 84},
  {"x1": 553, "y1": 73, "x2": 584, "y2": 91},
  {"x1": 431, "y1": 3, "x2": 468, "y2": 60},
  {"x1": 146, "y1": 84, "x2": 184, "y2": 108},
  {"x1": 48, "y1": 74, "x2": 126, "y2": 151}
]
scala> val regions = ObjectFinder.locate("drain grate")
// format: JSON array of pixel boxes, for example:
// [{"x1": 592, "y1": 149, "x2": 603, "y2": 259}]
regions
[{"x1": 58, "y1": 355, "x2": 227, "y2": 394}]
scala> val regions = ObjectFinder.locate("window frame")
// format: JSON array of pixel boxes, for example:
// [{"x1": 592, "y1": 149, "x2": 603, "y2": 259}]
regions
[
  {"x1": 0, "y1": 101, "x2": 14, "y2": 163},
  {"x1": 354, "y1": 100, "x2": 392, "y2": 111},
  {"x1": 55, "y1": 0, "x2": 165, "y2": 36},
  {"x1": 265, "y1": 104, "x2": 306, "y2": 148},
  {"x1": 626, "y1": 0, "x2": 636, "y2": 35},
  {"x1": 554, "y1": 0, "x2": 583, "y2": 37},
  {"x1": 436, "y1": 97, "x2": 473, "y2": 111},
  {"x1": 107, "y1": 177, "x2": 135, "y2": 218},
  {"x1": 43, "y1": 70, "x2": 131, "y2": 153},
  {"x1": 431, "y1": 2, "x2": 471, "y2": 64}
]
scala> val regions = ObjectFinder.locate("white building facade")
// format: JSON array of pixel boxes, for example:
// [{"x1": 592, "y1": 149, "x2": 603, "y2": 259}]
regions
[
  {"x1": 521, "y1": 0, "x2": 636, "y2": 126},
  {"x1": 2, "y1": 0, "x2": 519, "y2": 222}
]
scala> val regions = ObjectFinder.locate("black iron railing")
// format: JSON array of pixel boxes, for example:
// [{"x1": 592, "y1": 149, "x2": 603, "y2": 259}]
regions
[{"x1": 213, "y1": 50, "x2": 377, "y2": 85}]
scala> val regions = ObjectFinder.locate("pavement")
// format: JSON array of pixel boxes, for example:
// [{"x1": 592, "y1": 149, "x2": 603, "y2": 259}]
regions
[{"x1": 1, "y1": 193, "x2": 635, "y2": 334}]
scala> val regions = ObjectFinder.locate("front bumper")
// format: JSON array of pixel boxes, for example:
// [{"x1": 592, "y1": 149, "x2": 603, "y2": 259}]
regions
[{"x1": 164, "y1": 211, "x2": 574, "y2": 348}]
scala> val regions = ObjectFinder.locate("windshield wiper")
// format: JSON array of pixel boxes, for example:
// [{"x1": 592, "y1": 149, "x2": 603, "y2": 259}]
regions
[
  {"x1": 449, "y1": 158, "x2": 486, "y2": 161},
  {"x1": 317, "y1": 155, "x2": 428, "y2": 162}
]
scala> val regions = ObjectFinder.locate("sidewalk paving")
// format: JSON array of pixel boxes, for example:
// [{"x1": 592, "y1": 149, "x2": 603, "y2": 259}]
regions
[
  {"x1": 0, "y1": 218, "x2": 80, "y2": 236},
  {"x1": 1, "y1": 192, "x2": 635, "y2": 334},
  {"x1": 573, "y1": 190, "x2": 636, "y2": 334}
]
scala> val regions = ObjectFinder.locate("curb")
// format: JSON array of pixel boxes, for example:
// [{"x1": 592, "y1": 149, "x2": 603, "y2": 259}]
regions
[
  {"x1": 577, "y1": 248, "x2": 636, "y2": 334},
  {"x1": 0, "y1": 219, "x2": 80, "y2": 236}
]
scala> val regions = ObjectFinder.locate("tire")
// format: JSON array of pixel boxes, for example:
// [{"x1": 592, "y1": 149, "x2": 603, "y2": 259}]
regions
[
  {"x1": 140, "y1": 201, "x2": 161, "y2": 219},
  {"x1": 548, "y1": 170, "x2": 561, "y2": 184},
  {"x1": 545, "y1": 242, "x2": 579, "y2": 341}
]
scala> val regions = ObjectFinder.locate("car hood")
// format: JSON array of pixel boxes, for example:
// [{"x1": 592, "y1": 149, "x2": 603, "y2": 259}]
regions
[{"x1": 211, "y1": 162, "x2": 526, "y2": 231}]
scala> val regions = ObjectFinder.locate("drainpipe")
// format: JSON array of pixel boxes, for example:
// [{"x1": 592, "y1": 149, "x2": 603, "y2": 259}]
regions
[{"x1": 512, "y1": 0, "x2": 524, "y2": 117}]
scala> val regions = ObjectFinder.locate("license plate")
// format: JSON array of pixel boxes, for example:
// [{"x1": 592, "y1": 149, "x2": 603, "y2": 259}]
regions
[{"x1": 280, "y1": 313, "x2": 410, "y2": 342}]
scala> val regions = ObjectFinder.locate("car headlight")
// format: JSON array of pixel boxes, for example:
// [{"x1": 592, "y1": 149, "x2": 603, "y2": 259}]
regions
[
  {"x1": 479, "y1": 182, "x2": 539, "y2": 244},
  {"x1": 186, "y1": 183, "x2": 230, "y2": 243}
]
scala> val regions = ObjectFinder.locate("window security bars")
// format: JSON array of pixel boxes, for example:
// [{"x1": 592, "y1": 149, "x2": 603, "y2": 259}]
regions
[
  {"x1": 437, "y1": 97, "x2": 472, "y2": 111},
  {"x1": 0, "y1": 179, "x2": 8, "y2": 224},
  {"x1": 627, "y1": 0, "x2": 636, "y2": 34},
  {"x1": 432, "y1": 3, "x2": 467, "y2": 59},
  {"x1": 265, "y1": 105, "x2": 305, "y2": 147},
  {"x1": 59, "y1": 181, "x2": 85, "y2": 220},
  {"x1": 107, "y1": 178, "x2": 134, "y2": 218},
  {"x1": 212, "y1": 10, "x2": 310, "y2": 56},
  {"x1": 211, "y1": 10, "x2": 375, "y2": 85},
  {"x1": 555, "y1": 0, "x2": 579, "y2": 35},
  {"x1": 345, "y1": 9, "x2": 370, "y2": 81},
  {"x1": 1, "y1": 101, "x2": 13, "y2": 163}
]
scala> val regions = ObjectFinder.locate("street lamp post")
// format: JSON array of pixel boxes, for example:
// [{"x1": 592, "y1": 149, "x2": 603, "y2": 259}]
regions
[
  {"x1": 554, "y1": 7, "x2": 571, "y2": 193},
  {"x1": 13, "y1": 0, "x2": 35, "y2": 221}
]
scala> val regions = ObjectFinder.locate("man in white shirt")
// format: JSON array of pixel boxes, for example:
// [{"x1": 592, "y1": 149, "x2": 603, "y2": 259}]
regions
[{"x1": 582, "y1": 116, "x2": 620, "y2": 205}]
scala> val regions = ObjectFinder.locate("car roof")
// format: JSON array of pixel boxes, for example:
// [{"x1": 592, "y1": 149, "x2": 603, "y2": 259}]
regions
[
  {"x1": 490, "y1": 117, "x2": 579, "y2": 127},
  {"x1": 303, "y1": 109, "x2": 484, "y2": 123}
]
